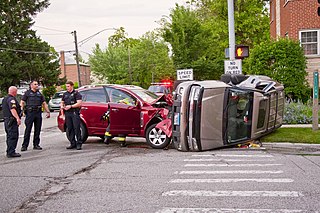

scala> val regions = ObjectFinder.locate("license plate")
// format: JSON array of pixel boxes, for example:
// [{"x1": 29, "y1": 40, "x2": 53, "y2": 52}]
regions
[{"x1": 174, "y1": 112, "x2": 180, "y2": 125}]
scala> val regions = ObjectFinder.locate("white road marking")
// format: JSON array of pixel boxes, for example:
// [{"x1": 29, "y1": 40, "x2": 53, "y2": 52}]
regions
[
  {"x1": 177, "y1": 170, "x2": 283, "y2": 174},
  {"x1": 162, "y1": 190, "x2": 303, "y2": 197},
  {"x1": 184, "y1": 164, "x2": 282, "y2": 167},
  {"x1": 217, "y1": 154, "x2": 273, "y2": 158},
  {"x1": 157, "y1": 207, "x2": 306, "y2": 213},
  {"x1": 169, "y1": 178, "x2": 294, "y2": 183},
  {"x1": 184, "y1": 159, "x2": 275, "y2": 162},
  {"x1": 192, "y1": 154, "x2": 273, "y2": 158}
]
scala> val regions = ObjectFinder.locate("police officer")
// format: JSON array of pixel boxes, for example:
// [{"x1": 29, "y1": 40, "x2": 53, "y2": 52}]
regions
[
  {"x1": 20, "y1": 80, "x2": 50, "y2": 151},
  {"x1": 61, "y1": 80, "x2": 83, "y2": 150},
  {"x1": 3, "y1": 86, "x2": 22, "y2": 158}
]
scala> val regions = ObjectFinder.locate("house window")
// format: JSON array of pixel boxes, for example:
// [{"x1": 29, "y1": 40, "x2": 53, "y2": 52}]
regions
[{"x1": 300, "y1": 30, "x2": 319, "y2": 55}]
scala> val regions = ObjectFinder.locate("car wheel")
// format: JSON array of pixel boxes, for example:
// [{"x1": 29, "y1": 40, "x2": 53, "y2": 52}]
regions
[
  {"x1": 66, "y1": 122, "x2": 88, "y2": 143},
  {"x1": 145, "y1": 123, "x2": 170, "y2": 149}
]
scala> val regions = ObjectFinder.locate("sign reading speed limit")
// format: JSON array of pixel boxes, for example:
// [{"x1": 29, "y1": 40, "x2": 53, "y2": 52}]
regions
[
  {"x1": 177, "y1": 69, "x2": 193, "y2": 80},
  {"x1": 224, "y1": 59, "x2": 242, "y2": 75}
]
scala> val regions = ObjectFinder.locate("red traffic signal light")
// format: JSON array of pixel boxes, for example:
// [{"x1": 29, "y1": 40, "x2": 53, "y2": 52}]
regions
[{"x1": 235, "y1": 45, "x2": 249, "y2": 59}]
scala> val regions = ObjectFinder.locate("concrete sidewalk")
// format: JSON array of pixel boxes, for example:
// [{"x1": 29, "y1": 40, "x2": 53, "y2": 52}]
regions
[{"x1": 281, "y1": 124, "x2": 320, "y2": 128}]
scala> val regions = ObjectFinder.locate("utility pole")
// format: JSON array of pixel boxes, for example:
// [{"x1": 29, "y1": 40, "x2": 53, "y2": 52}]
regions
[
  {"x1": 228, "y1": 0, "x2": 235, "y2": 60},
  {"x1": 72, "y1": 30, "x2": 82, "y2": 87}
]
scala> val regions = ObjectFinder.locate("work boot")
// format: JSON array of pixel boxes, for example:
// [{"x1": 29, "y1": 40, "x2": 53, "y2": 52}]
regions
[
  {"x1": 119, "y1": 136, "x2": 126, "y2": 147},
  {"x1": 33, "y1": 145, "x2": 43, "y2": 150},
  {"x1": 76, "y1": 144, "x2": 82, "y2": 150},
  {"x1": 66, "y1": 145, "x2": 76, "y2": 149},
  {"x1": 7, "y1": 153, "x2": 21, "y2": 158}
]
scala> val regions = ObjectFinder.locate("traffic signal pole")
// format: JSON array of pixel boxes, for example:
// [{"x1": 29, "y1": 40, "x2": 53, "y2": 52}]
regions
[{"x1": 228, "y1": 0, "x2": 235, "y2": 60}]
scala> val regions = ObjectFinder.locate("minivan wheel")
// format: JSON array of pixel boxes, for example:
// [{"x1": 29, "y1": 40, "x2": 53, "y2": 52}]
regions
[
  {"x1": 66, "y1": 122, "x2": 88, "y2": 143},
  {"x1": 145, "y1": 123, "x2": 170, "y2": 149}
]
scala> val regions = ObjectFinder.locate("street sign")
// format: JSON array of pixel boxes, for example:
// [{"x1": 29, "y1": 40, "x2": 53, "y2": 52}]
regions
[
  {"x1": 177, "y1": 69, "x2": 193, "y2": 80},
  {"x1": 224, "y1": 59, "x2": 242, "y2": 74}
]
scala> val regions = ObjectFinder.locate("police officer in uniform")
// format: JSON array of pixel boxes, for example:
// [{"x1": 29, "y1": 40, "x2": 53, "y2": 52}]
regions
[
  {"x1": 61, "y1": 80, "x2": 83, "y2": 150},
  {"x1": 20, "y1": 80, "x2": 50, "y2": 151},
  {"x1": 3, "y1": 86, "x2": 22, "y2": 158}
]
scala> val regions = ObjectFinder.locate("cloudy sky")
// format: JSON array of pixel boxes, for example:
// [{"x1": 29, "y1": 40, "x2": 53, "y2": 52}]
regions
[{"x1": 33, "y1": 0, "x2": 186, "y2": 60}]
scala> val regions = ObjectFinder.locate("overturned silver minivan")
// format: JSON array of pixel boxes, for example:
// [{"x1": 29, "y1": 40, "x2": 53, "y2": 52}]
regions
[{"x1": 157, "y1": 75, "x2": 284, "y2": 151}]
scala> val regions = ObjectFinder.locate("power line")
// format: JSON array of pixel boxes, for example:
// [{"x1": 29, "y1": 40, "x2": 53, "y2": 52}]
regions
[
  {"x1": 33, "y1": 25, "x2": 70, "y2": 33},
  {"x1": 77, "y1": 28, "x2": 117, "y2": 47},
  {"x1": 0, "y1": 47, "x2": 53, "y2": 54},
  {"x1": 38, "y1": 33, "x2": 70, "y2": 36},
  {"x1": 55, "y1": 41, "x2": 75, "y2": 48}
]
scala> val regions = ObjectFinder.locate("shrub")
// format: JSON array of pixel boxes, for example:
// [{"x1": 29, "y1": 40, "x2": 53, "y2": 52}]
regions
[{"x1": 283, "y1": 99, "x2": 313, "y2": 124}]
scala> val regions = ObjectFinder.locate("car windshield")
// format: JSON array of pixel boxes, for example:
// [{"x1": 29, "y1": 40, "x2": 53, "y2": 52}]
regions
[
  {"x1": 225, "y1": 89, "x2": 252, "y2": 143},
  {"x1": 130, "y1": 88, "x2": 160, "y2": 103},
  {"x1": 52, "y1": 92, "x2": 64, "y2": 99}
]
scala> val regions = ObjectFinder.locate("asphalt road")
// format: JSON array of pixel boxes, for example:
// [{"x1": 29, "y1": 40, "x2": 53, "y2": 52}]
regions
[{"x1": 0, "y1": 113, "x2": 320, "y2": 213}]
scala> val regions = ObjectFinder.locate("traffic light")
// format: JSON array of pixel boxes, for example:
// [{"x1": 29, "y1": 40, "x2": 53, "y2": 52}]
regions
[{"x1": 235, "y1": 45, "x2": 249, "y2": 59}]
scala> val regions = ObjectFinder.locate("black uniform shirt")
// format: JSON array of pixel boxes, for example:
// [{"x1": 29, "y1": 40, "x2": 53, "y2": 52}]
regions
[
  {"x1": 22, "y1": 89, "x2": 45, "y2": 108},
  {"x1": 62, "y1": 90, "x2": 82, "y2": 108},
  {"x1": 2, "y1": 95, "x2": 21, "y2": 118}
]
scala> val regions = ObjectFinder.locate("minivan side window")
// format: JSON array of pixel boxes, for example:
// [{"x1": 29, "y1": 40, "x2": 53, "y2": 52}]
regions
[
  {"x1": 257, "y1": 99, "x2": 268, "y2": 129},
  {"x1": 81, "y1": 88, "x2": 107, "y2": 103}
]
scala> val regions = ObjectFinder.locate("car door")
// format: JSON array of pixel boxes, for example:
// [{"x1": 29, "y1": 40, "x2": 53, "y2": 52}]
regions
[
  {"x1": 80, "y1": 88, "x2": 110, "y2": 135},
  {"x1": 107, "y1": 88, "x2": 141, "y2": 135}
]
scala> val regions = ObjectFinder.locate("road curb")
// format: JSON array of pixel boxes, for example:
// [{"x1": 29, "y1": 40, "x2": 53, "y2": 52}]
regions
[{"x1": 262, "y1": 142, "x2": 320, "y2": 154}]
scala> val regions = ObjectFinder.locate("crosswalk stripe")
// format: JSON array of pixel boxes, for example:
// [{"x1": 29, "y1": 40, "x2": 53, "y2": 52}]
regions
[
  {"x1": 157, "y1": 207, "x2": 306, "y2": 213},
  {"x1": 192, "y1": 154, "x2": 273, "y2": 158},
  {"x1": 177, "y1": 170, "x2": 283, "y2": 174},
  {"x1": 184, "y1": 158, "x2": 275, "y2": 162},
  {"x1": 169, "y1": 178, "x2": 294, "y2": 183},
  {"x1": 184, "y1": 164, "x2": 282, "y2": 167},
  {"x1": 162, "y1": 190, "x2": 303, "y2": 197}
]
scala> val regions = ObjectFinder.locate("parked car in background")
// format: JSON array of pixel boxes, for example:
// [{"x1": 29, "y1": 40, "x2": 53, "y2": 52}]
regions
[
  {"x1": 48, "y1": 91, "x2": 65, "y2": 112},
  {"x1": 0, "y1": 97, "x2": 3, "y2": 121},
  {"x1": 157, "y1": 74, "x2": 284, "y2": 151},
  {"x1": 57, "y1": 85, "x2": 171, "y2": 149}
]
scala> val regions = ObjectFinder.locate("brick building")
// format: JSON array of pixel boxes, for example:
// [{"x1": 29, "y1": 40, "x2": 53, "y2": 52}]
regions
[
  {"x1": 270, "y1": 0, "x2": 320, "y2": 86},
  {"x1": 59, "y1": 51, "x2": 91, "y2": 86}
]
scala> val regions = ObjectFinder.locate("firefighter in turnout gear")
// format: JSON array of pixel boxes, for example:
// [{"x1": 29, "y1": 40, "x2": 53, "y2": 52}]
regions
[
  {"x1": 20, "y1": 81, "x2": 50, "y2": 151},
  {"x1": 61, "y1": 80, "x2": 83, "y2": 150},
  {"x1": 3, "y1": 86, "x2": 22, "y2": 158}
]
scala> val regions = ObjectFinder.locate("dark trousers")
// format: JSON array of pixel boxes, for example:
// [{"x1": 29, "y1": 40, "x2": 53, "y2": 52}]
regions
[
  {"x1": 65, "y1": 111, "x2": 82, "y2": 146},
  {"x1": 22, "y1": 111, "x2": 42, "y2": 148},
  {"x1": 4, "y1": 119, "x2": 19, "y2": 155}
]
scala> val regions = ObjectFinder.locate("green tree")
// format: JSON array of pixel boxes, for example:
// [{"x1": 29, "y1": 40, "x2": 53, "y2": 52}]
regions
[
  {"x1": 160, "y1": 0, "x2": 270, "y2": 80},
  {"x1": 89, "y1": 44, "x2": 129, "y2": 84},
  {"x1": 245, "y1": 38, "x2": 309, "y2": 101},
  {"x1": 89, "y1": 29, "x2": 175, "y2": 88},
  {"x1": 130, "y1": 32, "x2": 175, "y2": 88},
  {"x1": 0, "y1": 0, "x2": 61, "y2": 93}
]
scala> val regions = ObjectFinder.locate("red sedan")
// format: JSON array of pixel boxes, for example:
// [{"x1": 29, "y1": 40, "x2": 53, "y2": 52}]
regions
[{"x1": 57, "y1": 85, "x2": 171, "y2": 149}]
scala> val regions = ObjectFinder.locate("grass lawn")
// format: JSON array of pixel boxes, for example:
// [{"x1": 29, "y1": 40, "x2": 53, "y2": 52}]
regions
[{"x1": 260, "y1": 128, "x2": 320, "y2": 144}]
